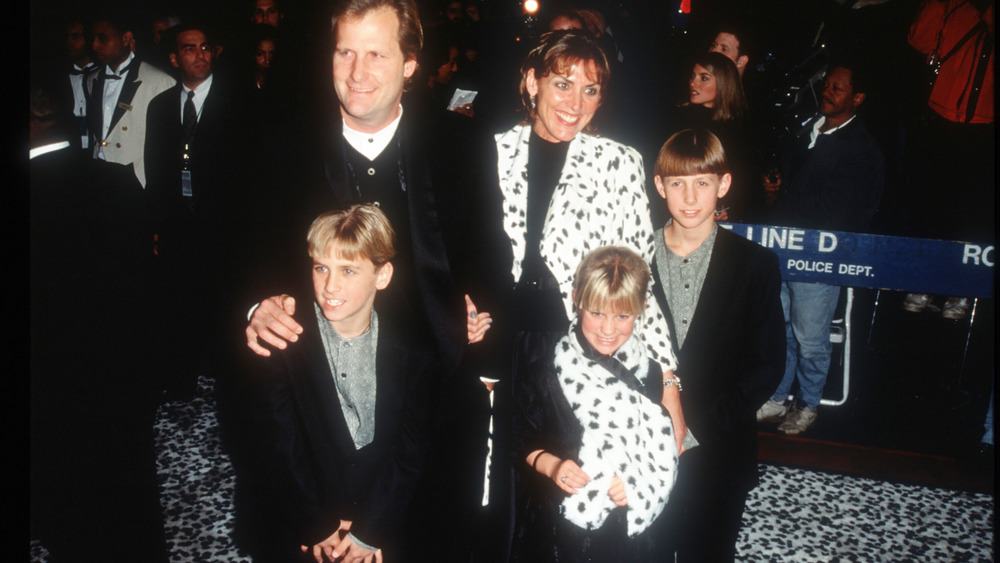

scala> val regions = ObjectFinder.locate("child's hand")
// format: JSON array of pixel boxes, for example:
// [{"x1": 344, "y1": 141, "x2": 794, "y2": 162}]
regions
[
  {"x1": 608, "y1": 475, "x2": 628, "y2": 507},
  {"x1": 301, "y1": 520, "x2": 352, "y2": 563},
  {"x1": 333, "y1": 535, "x2": 381, "y2": 563},
  {"x1": 549, "y1": 458, "x2": 590, "y2": 495}
]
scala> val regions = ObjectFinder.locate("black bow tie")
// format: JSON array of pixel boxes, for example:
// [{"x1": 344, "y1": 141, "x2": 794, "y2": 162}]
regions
[
  {"x1": 69, "y1": 65, "x2": 95, "y2": 75},
  {"x1": 102, "y1": 62, "x2": 132, "y2": 80}
]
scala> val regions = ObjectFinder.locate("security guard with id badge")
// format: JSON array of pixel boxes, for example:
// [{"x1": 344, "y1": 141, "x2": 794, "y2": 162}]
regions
[{"x1": 145, "y1": 22, "x2": 257, "y2": 400}]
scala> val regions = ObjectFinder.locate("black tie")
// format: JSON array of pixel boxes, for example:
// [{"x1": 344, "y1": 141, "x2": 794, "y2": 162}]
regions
[
  {"x1": 183, "y1": 90, "x2": 197, "y2": 143},
  {"x1": 70, "y1": 64, "x2": 94, "y2": 75},
  {"x1": 101, "y1": 61, "x2": 131, "y2": 80}
]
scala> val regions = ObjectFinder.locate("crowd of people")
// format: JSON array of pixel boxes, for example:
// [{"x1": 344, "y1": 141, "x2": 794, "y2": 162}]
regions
[{"x1": 30, "y1": 0, "x2": 993, "y2": 562}]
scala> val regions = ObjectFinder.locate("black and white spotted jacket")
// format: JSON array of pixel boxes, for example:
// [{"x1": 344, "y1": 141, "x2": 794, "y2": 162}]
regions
[{"x1": 494, "y1": 124, "x2": 678, "y2": 372}]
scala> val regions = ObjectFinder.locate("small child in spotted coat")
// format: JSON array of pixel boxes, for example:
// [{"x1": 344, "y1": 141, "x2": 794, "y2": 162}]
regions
[{"x1": 512, "y1": 246, "x2": 679, "y2": 563}]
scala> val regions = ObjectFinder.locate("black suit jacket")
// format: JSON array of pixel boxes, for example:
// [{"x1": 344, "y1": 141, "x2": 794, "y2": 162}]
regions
[
  {"x1": 144, "y1": 77, "x2": 258, "y2": 339},
  {"x1": 144, "y1": 76, "x2": 256, "y2": 253},
  {"x1": 652, "y1": 227, "x2": 785, "y2": 490},
  {"x1": 258, "y1": 300, "x2": 433, "y2": 554}
]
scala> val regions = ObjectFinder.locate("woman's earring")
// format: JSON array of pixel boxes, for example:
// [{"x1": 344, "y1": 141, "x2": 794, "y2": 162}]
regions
[{"x1": 530, "y1": 95, "x2": 536, "y2": 109}]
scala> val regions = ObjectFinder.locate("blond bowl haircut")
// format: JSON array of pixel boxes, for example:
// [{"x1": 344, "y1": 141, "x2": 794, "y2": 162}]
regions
[
  {"x1": 572, "y1": 246, "x2": 650, "y2": 317},
  {"x1": 307, "y1": 204, "x2": 397, "y2": 267},
  {"x1": 654, "y1": 128, "x2": 730, "y2": 179},
  {"x1": 519, "y1": 30, "x2": 611, "y2": 125}
]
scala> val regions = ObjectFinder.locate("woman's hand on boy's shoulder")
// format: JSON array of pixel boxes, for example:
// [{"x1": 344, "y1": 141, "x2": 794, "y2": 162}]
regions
[
  {"x1": 465, "y1": 294, "x2": 492, "y2": 344},
  {"x1": 246, "y1": 294, "x2": 303, "y2": 357}
]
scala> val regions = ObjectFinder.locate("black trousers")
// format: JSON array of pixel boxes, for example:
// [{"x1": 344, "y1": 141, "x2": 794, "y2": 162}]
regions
[{"x1": 657, "y1": 447, "x2": 751, "y2": 563}]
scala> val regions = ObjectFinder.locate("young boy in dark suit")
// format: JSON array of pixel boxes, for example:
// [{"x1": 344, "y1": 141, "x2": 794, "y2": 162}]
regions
[
  {"x1": 257, "y1": 204, "x2": 432, "y2": 563},
  {"x1": 650, "y1": 129, "x2": 785, "y2": 562}
]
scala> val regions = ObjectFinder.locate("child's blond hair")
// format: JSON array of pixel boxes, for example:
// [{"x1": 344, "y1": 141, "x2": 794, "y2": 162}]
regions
[
  {"x1": 306, "y1": 204, "x2": 396, "y2": 266},
  {"x1": 572, "y1": 246, "x2": 649, "y2": 316}
]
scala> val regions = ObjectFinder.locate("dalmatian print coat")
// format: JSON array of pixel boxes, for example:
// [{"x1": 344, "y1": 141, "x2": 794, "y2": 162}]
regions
[
  {"x1": 494, "y1": 125, "x2": 678, "y2": 373},
  {"x1": 554, "y1": 326, "x2": 678, "y2": 537}
]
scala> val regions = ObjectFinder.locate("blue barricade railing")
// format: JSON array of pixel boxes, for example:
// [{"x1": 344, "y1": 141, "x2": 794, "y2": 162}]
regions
[{"x1": 721, "y1": 223, "x2": 995, "y2": 299}]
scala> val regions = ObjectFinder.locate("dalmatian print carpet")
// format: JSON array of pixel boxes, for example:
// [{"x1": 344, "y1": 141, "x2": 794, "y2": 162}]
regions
[
  {"x1": 31, "y1": 376, "x2": 994, "y2": 562},
  {"x1": 153, "y1": 376, "x2": 251, "y2": 562},
  {"x1": 742, "y1": 465, "x2": 994, "y2": 561}
]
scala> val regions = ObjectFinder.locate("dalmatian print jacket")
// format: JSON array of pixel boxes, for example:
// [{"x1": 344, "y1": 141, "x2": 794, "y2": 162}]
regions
[
  {"x1": 555, "y1": 326, "x2": 678, "y2": 537},
  {"x1": 494, "y1": 124, "x2": 678, "y2": 373}
]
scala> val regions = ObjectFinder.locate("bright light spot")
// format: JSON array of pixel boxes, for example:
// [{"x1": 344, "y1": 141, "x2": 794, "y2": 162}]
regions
[{"x1": 524, "y1": 0, "x2": 539, "y2": 14}]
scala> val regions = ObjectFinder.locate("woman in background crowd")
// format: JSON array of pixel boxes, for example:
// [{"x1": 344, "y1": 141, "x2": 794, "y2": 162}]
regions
[{"x1": 676, "y1": 51, "x2": 759, "y2": 221}]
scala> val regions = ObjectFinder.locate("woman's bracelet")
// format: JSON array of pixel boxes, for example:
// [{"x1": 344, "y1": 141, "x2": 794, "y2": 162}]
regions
[
  {"x1": 531, "y1": 450, "x2": 548, "y2": 472},
  {"x1": 662, "y1": 376, "x2": 683, "y2": 391}
]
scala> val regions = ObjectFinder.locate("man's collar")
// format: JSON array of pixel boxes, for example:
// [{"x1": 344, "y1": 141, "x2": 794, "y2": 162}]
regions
[
  {"x1": 341, "y1": 105, "x2": 403, "y2": 161},
  {"x1": 182, "y1": 73, "x2": 213, "y2": 95},
  {"x1": 814, "y1": 114, "x2": 856, "y2": 135},
  {"x1": 809, "y1": 114, "x2": 857, "y2": 148}
]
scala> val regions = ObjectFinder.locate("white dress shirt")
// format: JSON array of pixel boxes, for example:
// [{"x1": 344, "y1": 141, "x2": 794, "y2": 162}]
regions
[
  {"x1": 341, "y1": 105, "x2": 403, "y2": 161},
  {"x1": 179, "y1": 74, "x2": 213, "y2": 124},
  {"x1": 70, "y1": 63, "x2": 94, "y2": 148}
]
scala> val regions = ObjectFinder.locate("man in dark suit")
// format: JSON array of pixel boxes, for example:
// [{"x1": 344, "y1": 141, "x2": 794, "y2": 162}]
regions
[
  {"x1": 650, "y1": 129, "x2": 786, "y2": 562},
  {"x1": 257, "y1": 205, "x2": 431, "y2": 562},
  {"x1": 145, "y1": 22, "x2": 256, "y2": 398},
  {"x1": 242, "y1": 1, "x2": 508, "y2": 560},
  {"x1": 244, "y1": 0, "x2": 501, "y2": 371}
]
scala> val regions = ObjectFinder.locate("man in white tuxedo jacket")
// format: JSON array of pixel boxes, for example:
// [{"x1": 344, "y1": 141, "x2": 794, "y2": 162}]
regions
[{"x1": 87, "y1": 14, "x2": 175, "y2": 188}]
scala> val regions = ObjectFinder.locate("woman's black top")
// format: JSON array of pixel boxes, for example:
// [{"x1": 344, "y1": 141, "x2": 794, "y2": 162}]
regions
[{"x1": 511, "y1": 130, "x2": 572, "y2": 333}]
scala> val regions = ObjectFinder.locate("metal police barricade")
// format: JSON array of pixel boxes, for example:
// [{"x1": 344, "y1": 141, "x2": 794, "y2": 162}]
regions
[{"x1": 722, "y1": 223, "x2": 995, "y2": 406}]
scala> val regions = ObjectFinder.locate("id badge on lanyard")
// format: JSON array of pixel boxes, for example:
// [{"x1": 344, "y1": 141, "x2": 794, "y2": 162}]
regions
[
  {"x1": 182, "y1": 142, "x2": 193, "y2": 197},
  {"x1": 181, "y1": 170, "x2": 193, "y2": 197}
]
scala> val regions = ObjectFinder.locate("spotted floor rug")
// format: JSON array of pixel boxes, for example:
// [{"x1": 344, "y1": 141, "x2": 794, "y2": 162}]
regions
[{"x1": 30, "y1": 376, "x2": 995, "y2": 562}]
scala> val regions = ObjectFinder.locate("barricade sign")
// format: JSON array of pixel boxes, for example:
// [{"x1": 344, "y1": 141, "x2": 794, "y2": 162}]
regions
[{"x1": 722, "y1": 223, "x2": 994, "y2": 298}]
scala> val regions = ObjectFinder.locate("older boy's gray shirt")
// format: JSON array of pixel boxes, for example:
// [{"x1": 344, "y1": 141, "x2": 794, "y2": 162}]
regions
[
  {"x1": 655, "y1": 221, "x2": 716, "y2": 451},
  {"x1": 315, "y1": 305, "x2": 378, "y2": 450},
  {"x1": 654, "y1": 222, "x2": 718, "y2": 351}
]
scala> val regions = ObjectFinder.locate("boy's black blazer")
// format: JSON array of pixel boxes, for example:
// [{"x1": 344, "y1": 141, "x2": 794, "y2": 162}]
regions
[
  {"x1": 257, "y1": 299, "x2": 434, "y2": 555},
  {"x1": 652, "y1": 227, "x2": 786, "y2": 491}
]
